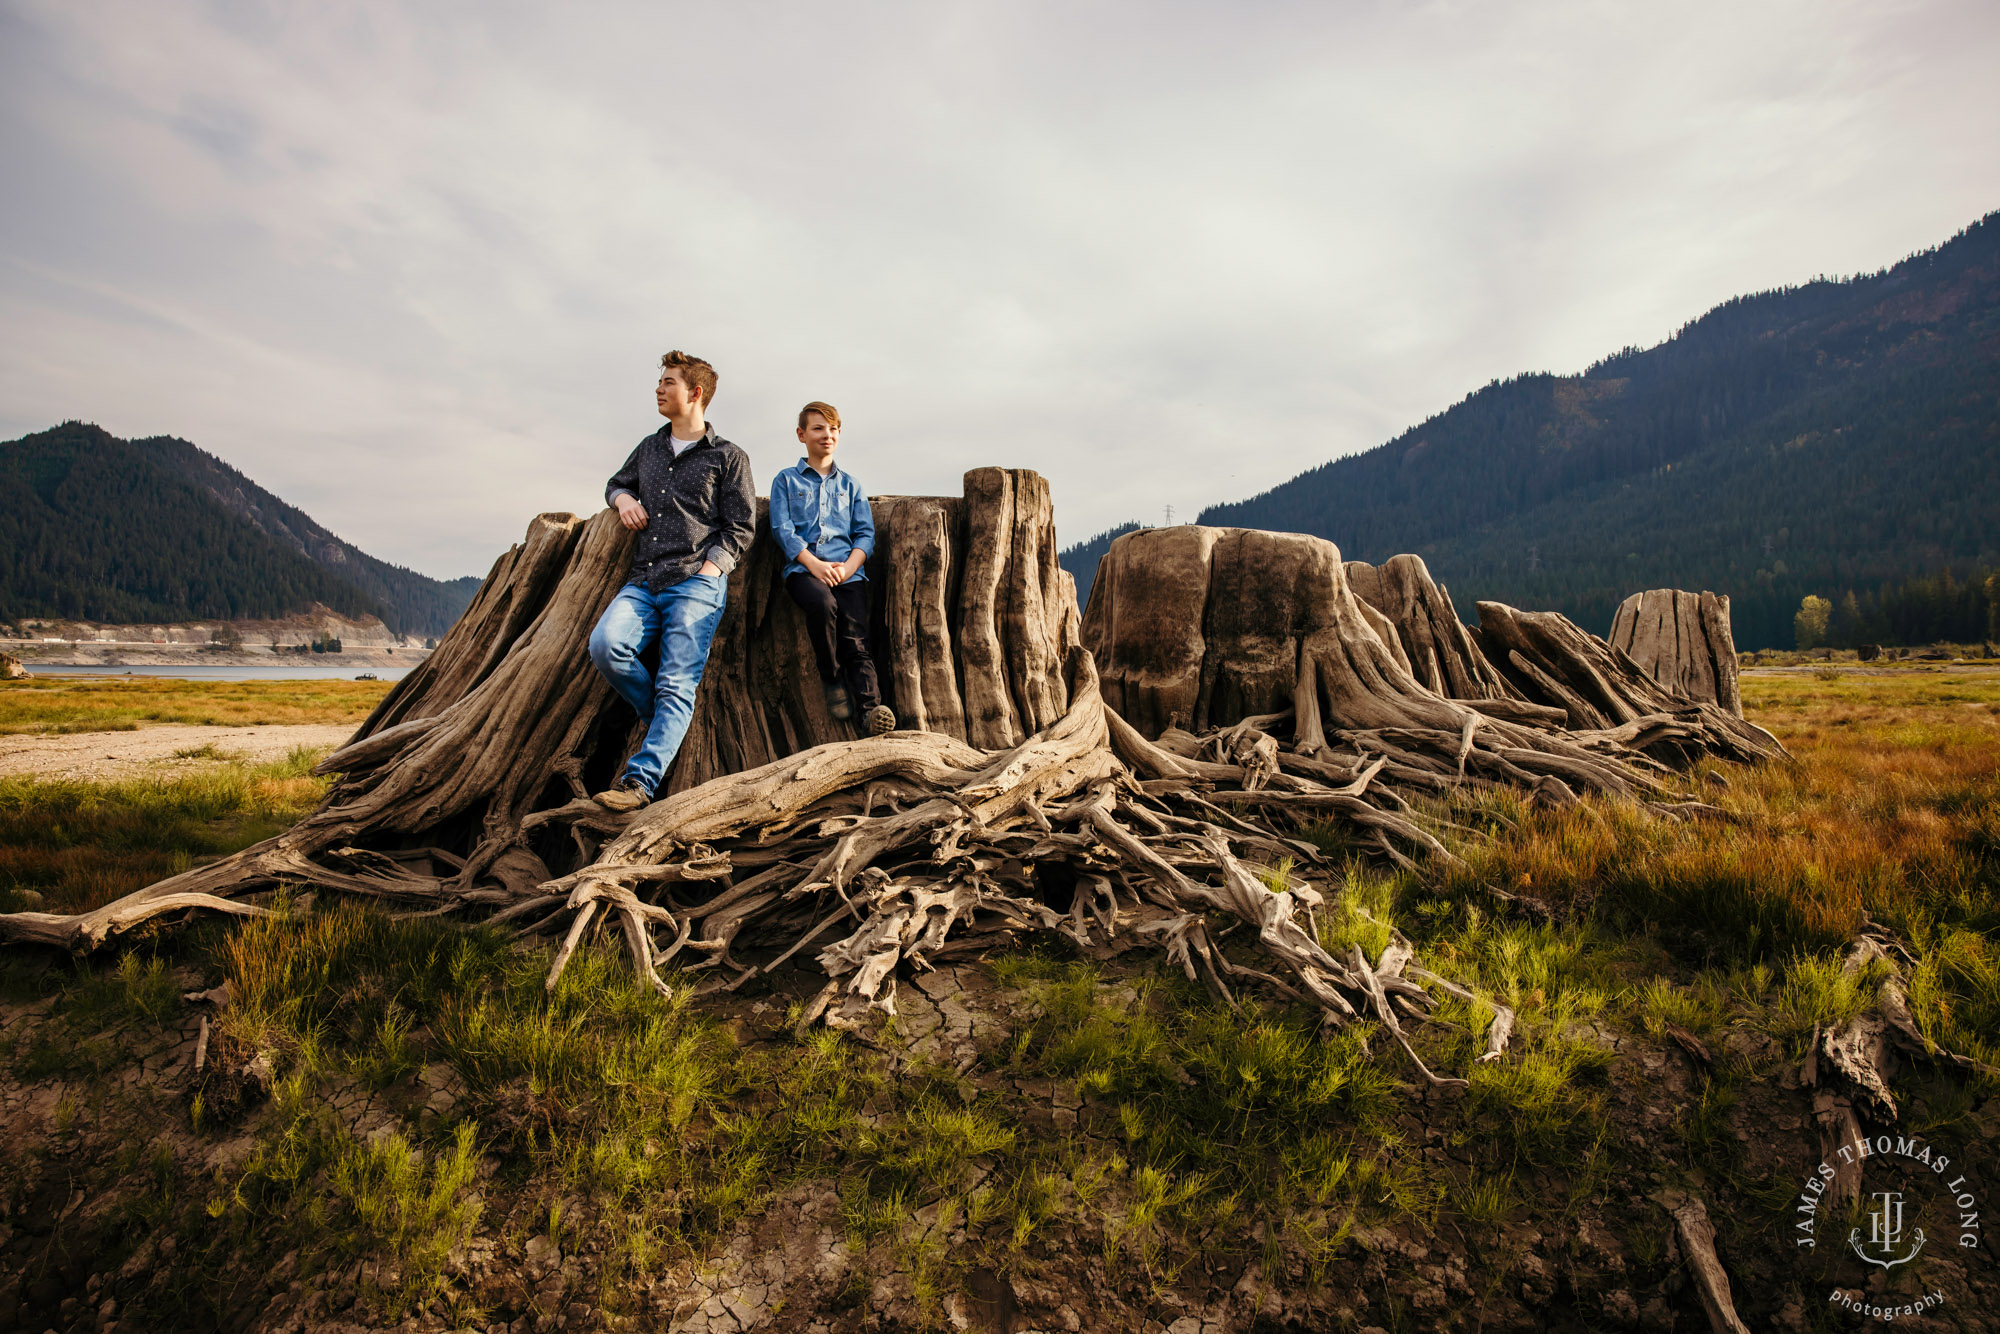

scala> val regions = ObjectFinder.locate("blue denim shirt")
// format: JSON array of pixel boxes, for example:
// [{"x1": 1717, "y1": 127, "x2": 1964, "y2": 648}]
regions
[{"x1": 768, "y1": 459, "x2": 875, "y2": 582}]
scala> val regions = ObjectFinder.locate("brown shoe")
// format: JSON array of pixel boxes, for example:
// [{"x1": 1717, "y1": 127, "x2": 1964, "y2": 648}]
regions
[
  {"x1": 864, "y1": 705, "x2": 896, "y2": 736},
  {"x1": 593, "y1": 779, "x2": 650, "y2": 811}
]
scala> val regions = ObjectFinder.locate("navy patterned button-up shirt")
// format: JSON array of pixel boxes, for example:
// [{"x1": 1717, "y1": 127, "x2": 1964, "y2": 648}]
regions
[{"x1": 605, "y1": 422, "x2": 757, "y2": 591}]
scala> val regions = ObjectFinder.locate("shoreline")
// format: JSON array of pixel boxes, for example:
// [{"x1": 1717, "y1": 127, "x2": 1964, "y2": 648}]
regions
[{"x1": 7, "y1": 646, "x2": 426, "y2": 669}]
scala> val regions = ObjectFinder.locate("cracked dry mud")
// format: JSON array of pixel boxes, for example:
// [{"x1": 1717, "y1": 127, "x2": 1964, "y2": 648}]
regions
[{"x1": 5, "y1": 949, "x2": 1996, "y2": 1334}]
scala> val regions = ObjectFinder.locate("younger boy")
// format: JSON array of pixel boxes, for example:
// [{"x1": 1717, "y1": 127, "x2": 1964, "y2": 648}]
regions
[{"x1": 768, "y1": 402, "x2": 895, "y2": 736}]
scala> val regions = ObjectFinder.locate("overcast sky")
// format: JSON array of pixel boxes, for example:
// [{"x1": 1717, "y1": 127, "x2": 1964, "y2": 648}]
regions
[{"x1": 2, "y1": 1, "x2": 1996, "y2": 579}]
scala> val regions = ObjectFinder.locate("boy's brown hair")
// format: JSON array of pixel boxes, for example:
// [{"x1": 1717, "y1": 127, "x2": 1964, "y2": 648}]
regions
[
  {"x1": 797, "y1": 401, "x2": 841, "y2": 431},
  {"x1": 660, "y1": 350, "x2": 718, "y2": 406}
]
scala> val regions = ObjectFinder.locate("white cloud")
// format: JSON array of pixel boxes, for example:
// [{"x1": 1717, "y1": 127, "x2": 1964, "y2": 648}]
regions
[{"x1": 1, "y1": 0, "x2": 1995, "y2": 574}]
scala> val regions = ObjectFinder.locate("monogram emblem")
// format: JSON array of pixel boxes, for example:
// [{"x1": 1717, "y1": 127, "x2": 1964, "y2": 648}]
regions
[{"x1": 1849, "y1": 1191, "x2": 1926, "y2": 1270}]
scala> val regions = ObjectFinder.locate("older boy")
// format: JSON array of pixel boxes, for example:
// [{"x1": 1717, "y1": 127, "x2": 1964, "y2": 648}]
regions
[
  {"x1": 587, "y1": 351, "x2": 757, "y2": 809},
  {"x1": 768, "y1": 402, "x2": 896, "y2": 736}
]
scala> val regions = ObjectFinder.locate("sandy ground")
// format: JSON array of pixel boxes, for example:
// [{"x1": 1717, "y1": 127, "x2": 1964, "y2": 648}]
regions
[
  {"x1": 1742, "y1": 661, "x2": 1999, "y2": 676},
  {"x1": 0, "y1": 723, "x2": 354, "y2": 782}
]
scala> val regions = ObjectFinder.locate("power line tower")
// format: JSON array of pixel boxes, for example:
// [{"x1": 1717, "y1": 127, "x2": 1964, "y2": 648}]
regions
[{"x1": 1164, "y1": 504, "x2": 1174, "y2": 527}]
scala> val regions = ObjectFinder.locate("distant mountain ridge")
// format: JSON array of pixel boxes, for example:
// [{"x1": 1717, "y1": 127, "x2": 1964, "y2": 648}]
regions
[
  {"x1": 1061, "y1": 211, "x2": 2000, "y2": 649},
  {"x1": 139, "y1": 434, "x2": 482, "y2": 637},
  {"x1": 1060, "y1": 522, "x2": 1141, "y2": 611},
  {"x1": 0, "y1": 422, "x2": 480, "y2": 636}
]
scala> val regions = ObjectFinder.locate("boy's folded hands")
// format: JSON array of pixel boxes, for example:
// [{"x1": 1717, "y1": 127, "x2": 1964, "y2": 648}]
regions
[{"x1": 801, "y1": 551, "x2": 852, "y2": 587}]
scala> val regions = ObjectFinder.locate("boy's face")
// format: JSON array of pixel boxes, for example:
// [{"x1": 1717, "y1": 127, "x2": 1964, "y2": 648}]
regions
[
  {"x1": 797, "y1": 412, "x2": 841, "y2": 456},
  {"x1": 656, "y1": 368, "x2": 702, "y2": 419}
]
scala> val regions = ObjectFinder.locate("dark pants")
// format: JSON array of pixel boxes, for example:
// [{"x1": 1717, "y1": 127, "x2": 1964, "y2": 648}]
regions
[{"x1": 784, "y1": 573, "x2": 881, "y2": 712}]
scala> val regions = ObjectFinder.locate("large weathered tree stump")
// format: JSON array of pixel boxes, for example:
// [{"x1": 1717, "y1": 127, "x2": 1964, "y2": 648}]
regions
[
  {"x1": 354, "y1": 470, "x2": 1079, "y2": 801},
  {"x1": 657, "y1": 473, "x2": 1078, "y2": 794},
  {"x1": 1082, "y1": 527, "x2": 1780, "y2": 818},
  {"x1": 0, "y1": 503, "x2": 1789, "y2": 1086}
]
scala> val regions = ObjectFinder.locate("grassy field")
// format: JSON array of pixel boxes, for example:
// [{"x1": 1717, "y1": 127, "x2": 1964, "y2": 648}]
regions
[
  {"x1": 0, "y1": 675, "x2": 394, "y2": 734},
  {"x1": 0, "y1": 751, "x2": 330, "y2": 917},
  {"x1": 1436, "y1": 664, "x2": 2000, "y2": 1018},
  {"x1": 0, "y1": 676, "x2": 380, "y2": 915},
  {"x1": 0, "y1": 667, "x2": 1995, "y2": 1329}
]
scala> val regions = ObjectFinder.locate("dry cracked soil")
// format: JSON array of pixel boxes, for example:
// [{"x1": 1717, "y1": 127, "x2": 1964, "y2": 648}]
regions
[{"x1": 3, "y1": 943, "x2": 1996, "y2": 1334}]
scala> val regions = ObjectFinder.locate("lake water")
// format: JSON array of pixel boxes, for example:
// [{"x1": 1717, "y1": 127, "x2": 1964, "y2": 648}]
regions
[{"x1": 23, "y1": 664, "x2": 415, "y2": 682}]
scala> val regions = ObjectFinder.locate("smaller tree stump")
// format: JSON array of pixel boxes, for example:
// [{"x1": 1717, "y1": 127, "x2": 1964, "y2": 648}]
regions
[{"x1": 1608, "y1": 589, "x2": 1743, "y2": 717}]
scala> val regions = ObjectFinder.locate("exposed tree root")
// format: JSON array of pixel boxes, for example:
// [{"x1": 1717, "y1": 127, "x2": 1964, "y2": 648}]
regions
[
  {"x1": 0, "y1": 496, "x2": 1794, "y2": 1096},
  {"x1": 1669, "y1": 1192, "x2": 1753, "y2": 1334},
  {"x1": 0, "y1": 642, "x2": 1534, "y2": 1086},
  {"x1": 1473, "y1": 601, "x2": 1782, "y2": 765},
  {"x1": 1803, "y1": 923, "x2": 2000, "y2": 1206}
]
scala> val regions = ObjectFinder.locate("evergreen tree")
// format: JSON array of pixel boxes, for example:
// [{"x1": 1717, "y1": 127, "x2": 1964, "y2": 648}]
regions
[{"x1": 1831, "y1": 591, "x2": 1864, "y2": 648}]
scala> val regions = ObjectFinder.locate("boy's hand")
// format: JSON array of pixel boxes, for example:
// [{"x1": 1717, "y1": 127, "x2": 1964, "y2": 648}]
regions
[
  {"x1": 699, "y1": 560, "x2": 722, "y2": 578},
  {"x1": 614, "y1": 494, "x2": 648, "y2": 531},
  {"x1": 803, "y1": 552, "x2": 843, "y2": 587}
]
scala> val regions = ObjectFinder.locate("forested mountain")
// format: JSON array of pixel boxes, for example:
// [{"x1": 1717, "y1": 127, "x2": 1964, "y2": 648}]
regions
[
  {"x1": 1094, "y1": 211, "x2": 2000, "y2": 649},
  {"x1": 142, "y1": 434, "x2": 482, "y2": 636},
  {"x1": 0, "y1": 422, "x2": 480, "y2": 635}
]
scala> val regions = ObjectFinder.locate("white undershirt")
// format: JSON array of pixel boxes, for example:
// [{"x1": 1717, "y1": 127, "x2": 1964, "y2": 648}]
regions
[{"x1": 669, "y1": 434, "x2": 701, "y2": 457}]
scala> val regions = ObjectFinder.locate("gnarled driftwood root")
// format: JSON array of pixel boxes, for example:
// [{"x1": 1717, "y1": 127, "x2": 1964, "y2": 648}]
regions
[{"x1": 2, "y1": 504, "x2": 1793, "y2": 1099}]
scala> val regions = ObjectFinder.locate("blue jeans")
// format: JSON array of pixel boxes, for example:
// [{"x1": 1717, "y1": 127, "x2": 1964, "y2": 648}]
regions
[{"x1": 587, "y1": 575, "x2": 728, "y2": 795}]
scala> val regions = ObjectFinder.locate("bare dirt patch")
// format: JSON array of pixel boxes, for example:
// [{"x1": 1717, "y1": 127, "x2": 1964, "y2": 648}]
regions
[{"x1": 0, "y1": 724, "x2": 353, "y2": 782}]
